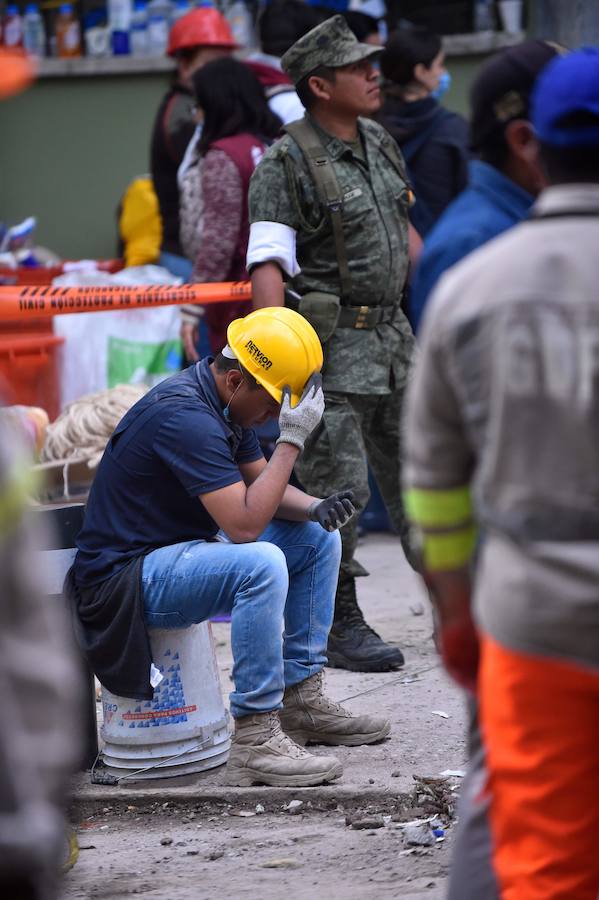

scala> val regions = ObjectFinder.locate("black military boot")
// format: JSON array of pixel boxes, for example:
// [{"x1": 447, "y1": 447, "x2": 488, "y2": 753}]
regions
[{"x1": 326, "y1": 576, "x2": 405, "y2": 672}]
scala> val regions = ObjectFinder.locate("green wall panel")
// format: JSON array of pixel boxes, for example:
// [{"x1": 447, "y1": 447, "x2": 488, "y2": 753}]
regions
[
  {"x1": 0, "y1": 73, "x2": 170, "y2": 259},
  {"x1": 441, "y1": 55, "x2": 482, "y2": 119}
]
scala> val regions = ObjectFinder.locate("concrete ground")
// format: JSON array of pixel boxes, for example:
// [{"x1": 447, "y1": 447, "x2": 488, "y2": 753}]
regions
[{"x1": 64, "y1": 533, "x2": 468, "y2": 899}]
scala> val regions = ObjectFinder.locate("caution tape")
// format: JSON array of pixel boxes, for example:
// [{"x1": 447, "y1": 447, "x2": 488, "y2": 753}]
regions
[{"x1": 0, "y1": 281, "x2": 252, "y2": 320}]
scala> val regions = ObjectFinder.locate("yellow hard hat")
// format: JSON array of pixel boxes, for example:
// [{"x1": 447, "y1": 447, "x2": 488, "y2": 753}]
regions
[{"x1": 227, "y1": 307, "x2": 323, "y2": 407}]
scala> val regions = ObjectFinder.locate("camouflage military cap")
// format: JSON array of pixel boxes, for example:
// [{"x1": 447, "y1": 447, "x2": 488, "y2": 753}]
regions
[{"x1": 281, "y1": 14, "x2": 381, "y2": 85}]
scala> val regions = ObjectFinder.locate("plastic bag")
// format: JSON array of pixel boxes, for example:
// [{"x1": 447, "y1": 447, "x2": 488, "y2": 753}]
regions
[{"x1": 53, "y1": 265, "x2": 184, "y2": 409}]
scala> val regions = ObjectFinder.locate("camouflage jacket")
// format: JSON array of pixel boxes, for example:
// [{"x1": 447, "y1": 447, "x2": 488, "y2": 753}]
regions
[{"x1": 248, "y1": 114, "x2": 414, "y2": 394}]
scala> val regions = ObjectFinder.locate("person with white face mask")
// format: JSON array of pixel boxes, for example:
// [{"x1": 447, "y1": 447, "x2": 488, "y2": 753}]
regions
[{"x1": 377, "y1": 25, "x2": 469, "y2": 237}]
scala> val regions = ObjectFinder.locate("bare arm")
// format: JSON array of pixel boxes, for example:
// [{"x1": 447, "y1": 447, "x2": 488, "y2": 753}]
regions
[
  {"x1": 424, "y1": 565, "x2": 479, "y2": 694},
  {"x1": 276, "y1": 483, "x2": 318, "y2": 520},
  {"x1": 199, "y1": 443, "x2": 300, "y2": 543},
  {"x1": 240, "y1": 457, "x2": 319, "y2": 522},
  {"x1": 408, "y1": 222, "x2": 423, "y2": 273},
  {"x1": 424, "y1": 567, "x2": 472, "y2": 627},
  {"x1": 251, "y1": 261, "x2": 285, "y2": 309}
]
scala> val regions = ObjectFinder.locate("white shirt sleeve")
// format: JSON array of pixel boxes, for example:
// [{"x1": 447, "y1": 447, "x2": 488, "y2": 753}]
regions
[
  {"x1": 246, "y1": 221, "x2": 301, "y2": 278},
  {"x1": 177, "y1": 123, "x2": 202, "y2": 190},
  {"x1": 268, "y1": 91, "x2": 305, "y2": 126}
]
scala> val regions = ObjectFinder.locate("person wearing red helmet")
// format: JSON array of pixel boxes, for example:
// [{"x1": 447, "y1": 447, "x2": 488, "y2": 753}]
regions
[{"x1": 150, "y1": 6, "x2": 238, "y2": 281}]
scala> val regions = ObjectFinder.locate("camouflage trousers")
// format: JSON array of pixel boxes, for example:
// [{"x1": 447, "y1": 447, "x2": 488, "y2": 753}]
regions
[{"x1": 295, "y1": 388, "x2": 413, "y2": 580}]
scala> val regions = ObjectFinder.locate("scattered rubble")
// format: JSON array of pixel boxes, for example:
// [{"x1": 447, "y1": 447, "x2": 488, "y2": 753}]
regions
[
  {"x1": 402, "y1": 823, "x2": 435, "y2": 847},
  {"x1": 345, "y1": 815, "x2": 385, "y2": 830},
  {"x1": 283, "y1": 800, "x2": 304, "y2": 815},
  {"x1": 410, "y1": 775, "x2": 455, "y2": 820},
  {"x1": 260, "y1": 858, "x2": 300, "y2": 869}
]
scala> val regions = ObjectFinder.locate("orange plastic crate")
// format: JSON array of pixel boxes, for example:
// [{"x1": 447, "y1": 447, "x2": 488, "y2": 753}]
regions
[
  {"x1": 0, "y1": 332, "x2": 64, "y2": 420},
  {"x1": 0, "y1": 258, "x2": 123, "y2": 286}
]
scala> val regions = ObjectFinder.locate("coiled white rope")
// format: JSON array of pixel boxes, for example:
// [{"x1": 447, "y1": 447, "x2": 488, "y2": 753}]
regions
[{"x1": 41, "y1": 384, "x2": 147, "y2": 469}]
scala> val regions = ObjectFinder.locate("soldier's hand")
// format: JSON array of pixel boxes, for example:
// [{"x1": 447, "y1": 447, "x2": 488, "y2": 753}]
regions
[
  {"x1": 308, "y1": 490, "x2": 356, "y2": 532},
  {"x1": 276, "y1": 373, "x2": 325, "y2": 452}
]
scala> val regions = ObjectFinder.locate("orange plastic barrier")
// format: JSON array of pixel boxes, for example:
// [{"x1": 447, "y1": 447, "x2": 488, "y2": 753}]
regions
[{"x1": 0, "y1": 282, "x2": 252, "y2": 320}]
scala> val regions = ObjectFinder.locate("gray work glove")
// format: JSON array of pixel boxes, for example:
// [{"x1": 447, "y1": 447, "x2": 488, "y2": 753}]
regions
[
  {"x1": 308, "y1": 490, "x2": 356, "y2": 532},
  {"x1": 276, "y1": 373, "x2": 324, "y2": 451}
]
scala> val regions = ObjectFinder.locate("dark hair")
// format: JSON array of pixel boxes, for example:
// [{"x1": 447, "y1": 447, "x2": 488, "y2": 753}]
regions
[
  {"x1": 213, "y1": 352, "x2": 260, "y2": 388},
  {"x1": 192, "y1": 57, "x2": 282, "y2": 155},
  {"x1": 295, "y1": 65, "x2": 337, "y2": 110},
  {"x1": 476, "y1": 128, "x2": 510, "y2": 169},
  {"x1": 380, "y1": 26, "x2": 442, "y2": 86},
  {"x1": 341, "y1": 10, "x2": 379, "y2": 43},
  {"x1": 259, "y1": 0, "x2": 322, "y2": 57},
  {"x1": 175, "y1": 46, "x2": 202, "y2": 64},
  {"x1": 539, "y1": 140, "x2": 599, "y2": 185}
]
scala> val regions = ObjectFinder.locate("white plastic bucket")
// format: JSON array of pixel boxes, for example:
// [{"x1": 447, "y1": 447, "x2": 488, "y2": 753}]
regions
[{"x1": 100, "y1": 622, "x2": 231, "y2": 780}]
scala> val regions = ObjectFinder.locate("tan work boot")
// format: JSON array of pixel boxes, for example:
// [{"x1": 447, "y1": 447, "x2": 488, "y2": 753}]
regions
[
  {"x1": 280, "y1": 670, "x2": 391, "y2": 747},
  {"x1": 223, "y1": 709, "x2": 343, "y2": 787}
]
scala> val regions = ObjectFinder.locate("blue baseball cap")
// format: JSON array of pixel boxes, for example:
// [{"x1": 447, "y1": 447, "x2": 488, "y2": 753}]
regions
[{"x1": 532, "y1": 47, "x2": 599, "y2": 147}]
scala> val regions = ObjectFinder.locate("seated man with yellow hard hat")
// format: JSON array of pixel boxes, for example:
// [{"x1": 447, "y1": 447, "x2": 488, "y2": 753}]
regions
[{"x1": 69, "y1": 307, "x2": 390, "y2": 787}]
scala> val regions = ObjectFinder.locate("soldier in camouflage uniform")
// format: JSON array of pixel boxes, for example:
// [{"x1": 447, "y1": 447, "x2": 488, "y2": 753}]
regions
[{"x1": 247, "y1": 15, "x2": 416, "y2": 672}]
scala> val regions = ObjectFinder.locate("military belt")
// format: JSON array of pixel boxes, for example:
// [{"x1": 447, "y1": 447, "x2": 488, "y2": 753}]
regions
[{"x1": 337, "y1": 305, "x2": 396, "y2": 329}]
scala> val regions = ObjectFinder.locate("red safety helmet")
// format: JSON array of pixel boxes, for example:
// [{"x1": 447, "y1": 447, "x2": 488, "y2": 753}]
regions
[{"x1": 167, "y1": 7, "x2": 238, "y2": 56}]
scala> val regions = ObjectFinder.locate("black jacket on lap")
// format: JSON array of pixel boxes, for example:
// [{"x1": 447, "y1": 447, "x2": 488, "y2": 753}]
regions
[{"x1": 66, "y1": 556, "x2": 153, "y2": 701}]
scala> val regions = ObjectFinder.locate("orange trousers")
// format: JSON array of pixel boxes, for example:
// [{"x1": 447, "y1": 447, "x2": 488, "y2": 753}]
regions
[{"x1": 479, "y1": 635, "x2": 599, "y2": 900}]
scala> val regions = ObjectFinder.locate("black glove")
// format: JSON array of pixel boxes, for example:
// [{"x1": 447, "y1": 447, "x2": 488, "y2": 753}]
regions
[{"x1": 308, "y1": 490, "x2": 356, "y2": 532}]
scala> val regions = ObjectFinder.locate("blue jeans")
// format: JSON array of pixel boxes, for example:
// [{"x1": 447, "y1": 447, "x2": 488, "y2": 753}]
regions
[
  {"x1": 159, "y1": 251, "x2": 193, "y2": 282},
  {"x1": 142, "y1": 520, "x2": 341, "y2": 718}
]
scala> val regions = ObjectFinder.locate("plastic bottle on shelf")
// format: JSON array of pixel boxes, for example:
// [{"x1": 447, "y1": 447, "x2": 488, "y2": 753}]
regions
[
  {"x1": 474, "y1": 0, "x2": 496, "y2": 31},
  {"x1": 23, "y1": 4, "x2": 46, "y2": 56},
  {"x1": 146, "y1": 0, "x2": 171, "y2": 56},
  {"x1": 108, "y1": 0, "x2": 132, "y2": 54},
  {"x1": 83, "y1": 8, "x2": 110, "y2": 57},
  {"x1": 130, "y1": 0, "x2": 148, "y2": 56},
  {"x1": 2, "y1": 5, "x2": 24, "y2": 48},
  {"x1": 55, "y1": 3, "x2": 82, "y2": 57},
  {"x1": 224, "y1": 0, "x2": 253, "y2": 49},
  {"x1": 171, "y1": 0, "x2": 190, "y2": 21}
]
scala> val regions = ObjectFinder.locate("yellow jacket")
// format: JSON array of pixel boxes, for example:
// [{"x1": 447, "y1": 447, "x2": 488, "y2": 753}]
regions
[{"x1": 119, "y1": 176, "x2": 162, "y2": 268}]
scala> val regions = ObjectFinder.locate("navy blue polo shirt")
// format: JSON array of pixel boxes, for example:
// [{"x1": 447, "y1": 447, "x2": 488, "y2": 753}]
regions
[{"x1": 73, "y1": 359, "x2": 263, "y2": 586}]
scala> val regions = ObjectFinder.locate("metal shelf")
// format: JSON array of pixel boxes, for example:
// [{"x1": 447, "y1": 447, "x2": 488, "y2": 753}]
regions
[
  {"x1": 35, "y1": 30, "x2": 526, "y2": 77},
  {"x1": 37, "y1": 55, "x2": 176, "y2": 77},
  {"x1": 443, "y1": 30, "x2": 525, "y2": 55}
]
